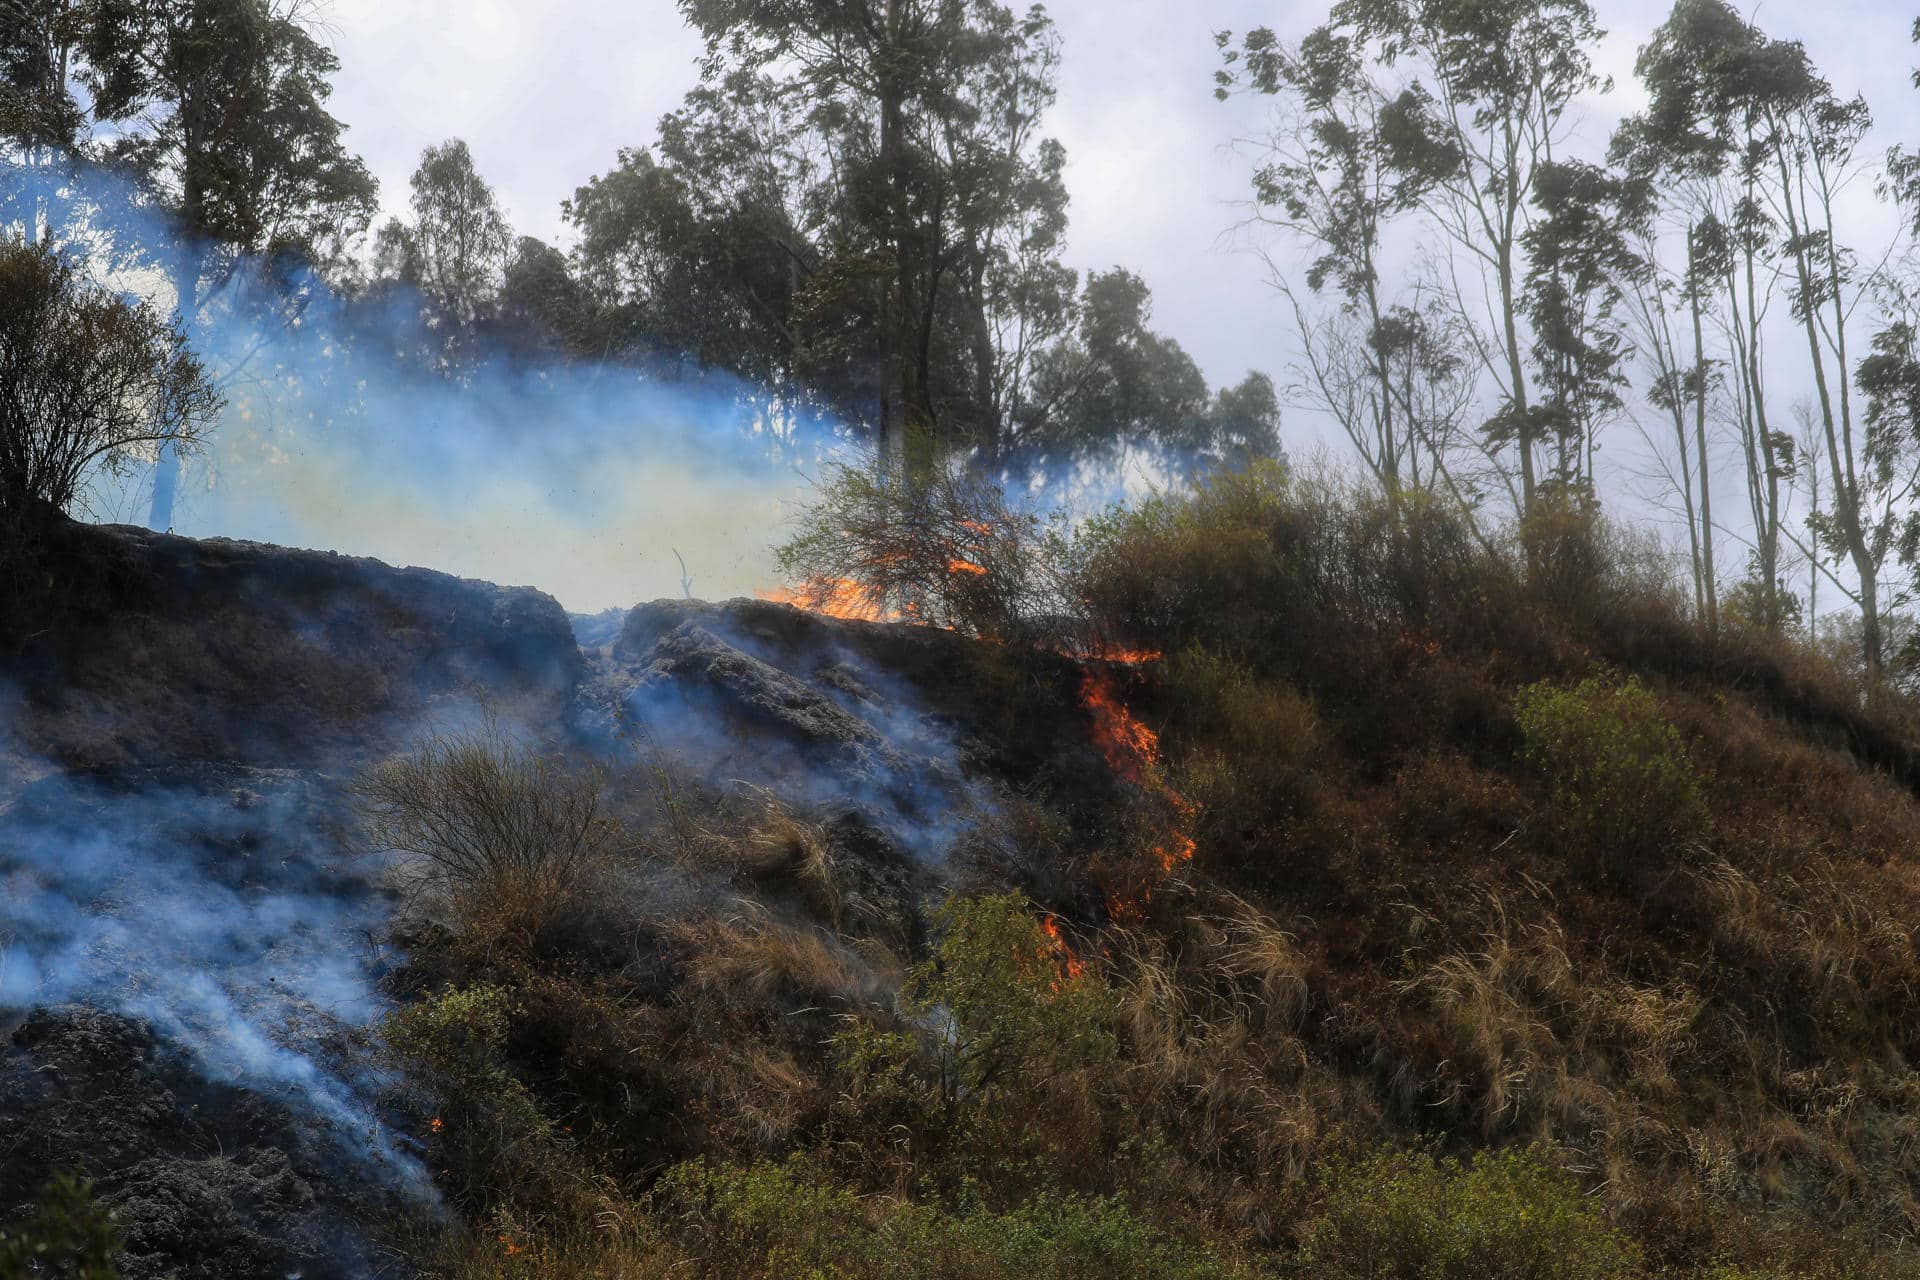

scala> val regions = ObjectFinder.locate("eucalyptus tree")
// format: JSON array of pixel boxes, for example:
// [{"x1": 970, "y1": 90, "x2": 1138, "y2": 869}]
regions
[
  {"x1": 1321, "y1": 0, "x2": 1609, "y2": 516},
  {"x1": 1518, "y1": 159, "x2": 1630, "y2": 498},
  {"x1": 668, "y1": 0, "x2": 1076, "y2": 469},
  {"x1": 368, "y1": 139, "x2": 515, "y2": 365},
  {"x1": 1220, "y1": 25, "x2": 1505, "y2": 538},
  {"x1": 0, "y1": 0, "x2": 90, "y2": 244},
  {"x1": 1624, "y1": 0, "x2": 1807, "y2": 631},
  {"x1": 1015, "y1": 269, "x2": 1281, "y2": 469},
  {"x1": 1834, "y1": 282, "x2": 1920, "y2": 678}
]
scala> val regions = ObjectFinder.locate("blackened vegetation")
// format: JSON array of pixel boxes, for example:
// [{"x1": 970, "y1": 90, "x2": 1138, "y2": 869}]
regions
[
  {"x1": 0, "y1": 1007, "x2": 390, "y2": 1280},
  {"x1": 3, "y1": 514, "x2": 580, "y2": 770}
]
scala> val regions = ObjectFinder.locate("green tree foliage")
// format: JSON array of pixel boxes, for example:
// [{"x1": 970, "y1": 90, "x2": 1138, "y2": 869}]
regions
[
  {"x1": 1513, "y1": 674, "x2": 1706, "y2": 874},
  {"x1": 1216, "y1": 24, "x2": 1477, "y2": 504},
  {"x1": 567, "y1": 1, "x2": 1272, "y2": 468},
  {"x1": 1019, "y1": 270, "x2": 1280, "y2": 467},
  {"x1": 369, "y1": 138, "x2": 515, "y2": 351},
  {"x1": 1325, "y1": 0, "x2": 1610, "y2": 513},
  {"x1": 0, "y1": 0, "x2": 90, "y2": 243},
  {"x1": 51, "y1": 0, "x2": 377, "y2": 530},
  {"x1": 0, "y1": 1174, "x2": 123, "y2": 1279}
]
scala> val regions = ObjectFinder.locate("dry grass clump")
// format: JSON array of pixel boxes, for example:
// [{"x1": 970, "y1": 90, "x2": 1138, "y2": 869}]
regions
[{"x1": 362, "y1": 724, "x2": 622, "y2": 947}]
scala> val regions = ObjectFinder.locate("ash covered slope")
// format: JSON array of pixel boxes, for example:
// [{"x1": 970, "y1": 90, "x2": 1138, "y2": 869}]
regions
[
  {"x1": 1, "y1": 520, "x2": 592, "y2": 1279},
  {"x1": 0, "y1": 521, "x2": 1098, "y2": 1278},
  {"x1": 9, "y1": 517, "x2": 581, "y2": 772}
]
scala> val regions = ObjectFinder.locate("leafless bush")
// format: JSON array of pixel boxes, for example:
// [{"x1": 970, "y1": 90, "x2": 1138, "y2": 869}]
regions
[{"x1": 361, "y1": 726, "x2": 619, "y2": 913}]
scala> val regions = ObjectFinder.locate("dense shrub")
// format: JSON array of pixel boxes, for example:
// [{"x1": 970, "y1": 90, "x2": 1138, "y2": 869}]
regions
[
  {"x1": 840, "y1": 892, "x2": 1113, "y2": 1109},
  {"x1": 1299, "y1": 1147, "x2": 1639, "y2": 1280},
  {"x1": 0, "y1": 1174, "x2": 122, "y2": 1280},
  {"x1": 654, "y1": 1159, "x2": 1239, "y2": 1280},
  {"x1": 1513, "y1": 675, "x2": 1706, "y2": 874},
  {"x1": 1164, "y1": 649, "x2": 1320, "y2": 850},
  {"x1": 831, "y1": 893, "x2": 1116, "y2": 1195},
  {"x1": 383, "y1": 984, "x2": 579, "y2": 1215}
]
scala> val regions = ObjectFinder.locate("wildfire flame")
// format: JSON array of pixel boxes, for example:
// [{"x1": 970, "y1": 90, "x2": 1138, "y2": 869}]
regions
[
  {"x1": 1080, "y1": 669, "x2": 1198, "y2": 880},
  {"x1": 946, "y1": 557, "x2": 988, "y2": 576},
  {"x1": 757, "y1": 577, "x2": 900, "y2": 622},
  {"x1": 1040, "y1": 913, "x2": 1087, "y2": 983},
  {"x1": 1080, "y1": 670, "x2": 1162, "y2": 785}
]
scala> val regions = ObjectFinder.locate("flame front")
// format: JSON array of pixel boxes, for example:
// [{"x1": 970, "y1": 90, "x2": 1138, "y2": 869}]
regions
[
  {"x1": 1080, "y1": 669, "x2": 1197, "y2": 877},
  {"x1": 1040, "y1": 913, "x2": 1087, "y2": 983},
  {"x1": 758, "y1": 577, "x2": 900, "y2": 622}
]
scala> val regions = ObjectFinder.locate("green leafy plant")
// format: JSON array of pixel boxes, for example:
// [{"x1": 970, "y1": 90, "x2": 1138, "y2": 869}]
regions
[
  {"x1": 1300, "y1": 1146, "x2": 1638, "y2": 1280},
  {"x1": 1514, "y1": 674, "x2": 1706, "y2": 874},
  {"x1": 384, "y1": 984, "x2": 571, "y2": 1214},
  {"x1": 653, "y1": 1158, "x2": 1239, "y2": 1280},
  {"x1": 0, "y1": 1174, "x2": 122, "y2": 1280}
]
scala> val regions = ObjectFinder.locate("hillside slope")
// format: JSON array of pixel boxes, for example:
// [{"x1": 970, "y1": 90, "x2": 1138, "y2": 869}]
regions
[{"x1": 9, "y1": 488, "x2": 1920, "y2": 1278}]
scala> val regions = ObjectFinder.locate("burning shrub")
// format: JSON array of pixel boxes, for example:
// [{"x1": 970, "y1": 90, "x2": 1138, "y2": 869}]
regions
[
  {"x1": 1298, "y1": 1146, "x2": 1638, "y2": 1280},
  {"x1": 772, "y1": 458, "x2": 1076, "y2": 645},
  {"x1": 1514, "y1": 675, "x2": 1706, "y2": 877},
  {"x1": 361, "y1": 725, "x2": 620, "y2": 937}
]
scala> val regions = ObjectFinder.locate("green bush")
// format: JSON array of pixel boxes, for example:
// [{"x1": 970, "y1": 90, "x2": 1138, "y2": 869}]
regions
[
  {"x1": 1300, "y1": 1147, "x2": 1639, "y2": 1280},
  {"x1": 0, "y1": 1174, "x2": 122, "y2": 1279},
  {"x1": 838, "y1": 892, "x2": 1113, "y2": 1112},
  {"x1": 830, "y1": 892, "x2": 1116, "y2": 1194},
  {"x1": 654, "y1": 1159, "x2": 1238, "y2": 1280},
  {"x1": 383, "y1": 984, "x2": 572, "y2": 1214},
  {"x1": 1165, "y1": 649, "x2": 1319, "y2": 845},
  {"x1": 1513, "y1": 675, "x2": 1705, "y2": 874}
]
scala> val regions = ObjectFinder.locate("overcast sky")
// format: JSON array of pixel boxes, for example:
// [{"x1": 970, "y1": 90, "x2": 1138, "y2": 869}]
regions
[{"x1": 318, "y1": 0, "x2": 1920, "y2": 396}]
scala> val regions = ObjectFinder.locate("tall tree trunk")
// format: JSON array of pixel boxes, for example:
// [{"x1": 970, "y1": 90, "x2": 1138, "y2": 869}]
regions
[
  {"x1": 1773, "y1": 141, "x2": 1879, "y2": 679},
  {"x1": 1741, "y1": 244, "x2": 1782, "y2": 628},
  {"x1": 151, "y1": 83, "x2": 204, "y2": 534},
  {"x1": 876, "y1": 0, "x2": 906, "y2": 480},
  {"x1": 1498, "y1": 242, "x2": 1536, "y2": 514},
  {"x1": 1688, "y1": 225, "x2": 1717, "y2": 635}
]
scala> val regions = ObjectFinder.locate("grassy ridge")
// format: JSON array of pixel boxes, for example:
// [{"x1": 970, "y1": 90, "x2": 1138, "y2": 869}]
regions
[{"x1": 386, "y1": 466, "x2": 1920, "y2": 1277}]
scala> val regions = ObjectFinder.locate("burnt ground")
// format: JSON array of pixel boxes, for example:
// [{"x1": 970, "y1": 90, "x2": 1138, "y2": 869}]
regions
[{"x1": 0, "y1": 518, "x2": 1115, "y2": 1277}]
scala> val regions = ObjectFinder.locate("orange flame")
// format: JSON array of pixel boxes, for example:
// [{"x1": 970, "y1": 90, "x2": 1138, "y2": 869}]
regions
[
  {"x1": 1080, "y1": 669, "x2": 1198, "y2": 897},
  {"x1": 946, "y1": 557, "x2": 988, "y2": 576},
  {"x1": 1081, "y1": 671, "x2": 1162, "y2": 785},
  {"x1": 1040, "y1": 914, "x2": 1087, "y2": 983},
  {"x1": 427, "y1": 1116, "x2": 443, "y2": 1134},
  {"x1": 758, "y1": 577, "x2": 900, "y2": 622}
]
